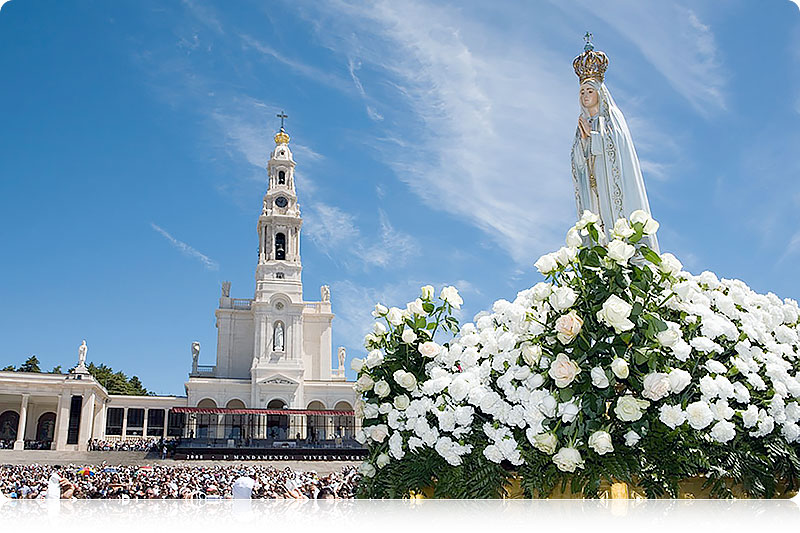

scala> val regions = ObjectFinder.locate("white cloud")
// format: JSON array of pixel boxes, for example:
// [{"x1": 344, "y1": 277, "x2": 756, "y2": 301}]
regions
[
  {"x1": 300, "y1": 0, "x2": 580, "y2": 264},
  {"x1": 150, "y1": 223, "x2": 219, "y2": 271},
  {"x1": 304, "y1": 204, "x2": 417, "y2": 269}
]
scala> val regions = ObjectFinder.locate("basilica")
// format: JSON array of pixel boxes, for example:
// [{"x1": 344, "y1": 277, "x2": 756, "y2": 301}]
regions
[{"x1": 0, "y1": 125, "x2": 358, "y2": 454}]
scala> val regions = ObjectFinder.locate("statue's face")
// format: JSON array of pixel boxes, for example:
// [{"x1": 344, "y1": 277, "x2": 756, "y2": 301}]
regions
[{"x1": 580, "y1": 84, "x2": 599, "y2": 109}]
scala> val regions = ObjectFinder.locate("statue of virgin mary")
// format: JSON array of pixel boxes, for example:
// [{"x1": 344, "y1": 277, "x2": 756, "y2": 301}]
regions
[{"x1": 570, "y1": 34, "x2": 659, "y2": 253}]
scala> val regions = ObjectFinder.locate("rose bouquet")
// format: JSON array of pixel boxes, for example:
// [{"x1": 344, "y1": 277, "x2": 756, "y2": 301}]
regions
[{"x1": 352, "y1": 211, "x2": 800, "y2": 498}]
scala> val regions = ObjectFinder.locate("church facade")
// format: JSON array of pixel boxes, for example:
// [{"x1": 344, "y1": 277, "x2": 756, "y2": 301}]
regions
[{"x1": 0, "y1": 126, "x2": 357, "y2": 452}]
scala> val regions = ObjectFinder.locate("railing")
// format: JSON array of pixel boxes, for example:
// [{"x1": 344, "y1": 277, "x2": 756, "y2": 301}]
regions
[
  {"x1": 232, "y1": 298, "x2": 252, "y2": 310},
  {"x1": 193, "y1": 365, "x2": 216, "y2": 376}
]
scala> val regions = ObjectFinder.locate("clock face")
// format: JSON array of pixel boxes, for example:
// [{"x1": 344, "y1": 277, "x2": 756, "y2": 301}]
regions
[{"x1": 275, "y1": 196, "x2": 288, "y2": 208}]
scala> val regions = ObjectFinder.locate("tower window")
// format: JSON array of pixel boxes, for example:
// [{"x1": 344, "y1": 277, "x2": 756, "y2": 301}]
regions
[
  {"x1": 278, "y1": 170, "x2": 286, "y2": 184},
  {"x1": 275, "y1": 272, "x2": 285, "y2": 279},
  {"x1": 275, "y1": 233, "x2": 286, "y2": 260}
]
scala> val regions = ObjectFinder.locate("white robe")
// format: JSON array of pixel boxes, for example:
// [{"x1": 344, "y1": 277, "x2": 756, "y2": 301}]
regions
[{"x1": 571, "y1": 80, "x2": 659, "y2": 253}]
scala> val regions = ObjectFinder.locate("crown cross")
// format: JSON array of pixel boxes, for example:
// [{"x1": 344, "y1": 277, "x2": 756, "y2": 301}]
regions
[
  {"x1": 277, "y1": 111, "x2": 288, "y2": 131},
  {"x1": 573, "y1": 33, "x2": 609, "y2": 84}
]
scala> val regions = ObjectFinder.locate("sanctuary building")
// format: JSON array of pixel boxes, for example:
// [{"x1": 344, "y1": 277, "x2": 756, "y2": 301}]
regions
[{"x1": 0, "y1": 126, "x2": 359, "y2": 454}]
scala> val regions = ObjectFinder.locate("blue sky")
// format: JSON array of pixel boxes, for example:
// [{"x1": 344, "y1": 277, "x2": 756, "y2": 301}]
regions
[{"x1": 1, "y1": 0, "x2": 799, "y2": 396}]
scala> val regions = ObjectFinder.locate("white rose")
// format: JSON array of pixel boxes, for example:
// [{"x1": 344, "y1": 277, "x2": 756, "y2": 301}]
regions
[
  {"x1": 365, "y1": 349, "x2": 384, "y2": 369},
  {"x1": 521, "y1": 344, "x2": 542, "y2": 366},
  {"x1": 549, "y1": 286, "x2": 578, "y2": 312},
  {"x1": 386, "y1": 307, "x2": 405, "y2": 326},
  {"x1": 657, "y1": 323, "x2": 681, "y2": 348},
  {"x1": 566, "y1": 227, "x2": 583, "y2": 248},
  {"x1": 624, "y1": 430, "x2": 640, "y2": 446},
  {"x1": 741, "y1": 405, "x2": 759, "y2": 428},
  {"x1": 359, "y1": 462, "x2": 376, "y2": 478},
  {"x1": 705, "y1": 360, "x2": 727, "y2": 375},
  {"x1": 607, "y1": 239, "x2": 636, "y2": 266},
  {"x1": 685, "y1": 401, "x2": 715, "y2": 430},
  {"x1": 531, "y1": 282, "x2": 552, "y2": 301},
  {"x1": 440, "y1": 286, "x2": 463, "y2": 309},
  {"x1": 642, "y1": 373, "x2": 671, "y2": 401},
  {"x1": 419, "y1": 341, "x2": 442, "y2": 358},
  {"x1": 659, "y1": 404, "x2": 687, "y2": 429},
  {"x1": 630, "y1": 209, "x2": 659, "y2": 235},
  {"x1": 363, "y1": 403, "x2": 379, "y2": 419},
  {"x1": 558, "y1": 401, "x2": 580, "y2": 423},
  {"x1": 406, "y1": 298, "x2": 426, "y2": 316},
  {"x1": 555, "y1": 310, "x2": 584, "y2": 344},
  {"x1": 659, "y1": 253, "x2": 683, "y2": 275},
  {"x1": 355, "y1": 375, "x2": 374, "y2": 392},
  {"x1": 374, "y1": 380, "x2": 391, "y2": 398},
  {"x1": 401, "y1": 328, "x2": 417, "y2": 344},
  {"x1": 554, "y1": 246, "x2": 578, "y2": 266},
  {"x1": 393, "y1": 370, "x2": 418, "y2": 391},
  {"x1": 576, "y1": 210, "x2": 600, "y2": 229},
  {"x1": 612, "y1": 218, "x2": 635, "y2": 239},
  {"x1": 611, "y1": 358, "x2": 630, "y2": 379},
  {"x1": 531, "y1": 432, "x2": 558, "y2": 454},
  {"x1": 709, "y1": 420, "x2": 736, "y2": 443},
  {"x1": 614, "y1": 395, "x2": 649, "y2": 422},
  {"x1": 376, "y1": 453, "x2": 390, "y2": 468},
  {"x1": 420, "y1": 285, "x2": 434, "y2": 300},
  {"x1": 534, "y1": 253, "x2": 559, "y2": 275},
  {"x1": 393, "y1": 395, "x2": 410, "y2": 411},
  {"x1": 597, "y1": 295, "x2": 635, "y2": 333},
  {"x1": 369, "y1": 424, "x2": 388, "y2": 443},
  {"x1": 782, "y1": 423, "x2": 800, "y2": 443},
  {"x1": 668, "y1": 368, "x2": 691, "y2": 393},
  {"x1": 548, "y1": 353, "x2": 581, "y2": 388},
  {"x1": 350, "y1": 358, "x2": 365, "y2": 373},
  {"x1": 552, "y1": 447, "x2": 585, "y2": 472},
  {"x1": 591, "y1": 366, "x2": 610, "y2": 388},
  {"x1": 372, "y1": 303, "x2": 388, "y2": 317},
  {"x1": 588, "y1": 431, "x2": 614, "y2": 455},
  {"x1": 373, "y1": 322, "x2": 387, "y2": 335},
  {"x1": 379, "y1": 402, "x2": 392, "y2": 414}
]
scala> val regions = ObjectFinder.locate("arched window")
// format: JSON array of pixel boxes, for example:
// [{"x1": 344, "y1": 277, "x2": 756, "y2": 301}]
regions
[
  {"x1": 275, "y1": 233, "x2": 286, "y2": 260},
  {"x1": 278, "y1": 170, "x2": 286, "y2": 184},
  {"x1": 275, "y1": 272, "x2": 284, "y2": 279},
  {"x1": 273, "y1": 321, "x2": 285, "y2": 351},
  {"x1": 36, "y1": 412, "x2": 56, "y2": 442},
  {"x1": 0, "y1": 410, "x2": 19, "y2": 441}
]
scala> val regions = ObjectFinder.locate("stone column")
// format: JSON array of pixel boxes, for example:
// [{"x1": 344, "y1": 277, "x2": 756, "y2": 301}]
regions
[
  {"x1": 54, "y1": 391, "x2": 70, "y2": 451},
  {"x1": 93, "y1": 401, "x2": 106, "y2": 439},
  {"x1": 162, "y1": 413, "x2": 168, "y2": 439},
  {"x1": 78, "y1": 391, "x2": 95, "y2": 450},
  {"x1": 142, "y1": 408, "x2": 149, "y2": 438},
  {"x1": 121, "y1": 407, "x2": 128, "y2": 439},
  {"x1": 13, "y1": 394, "x2": 29, "y2": 450}
]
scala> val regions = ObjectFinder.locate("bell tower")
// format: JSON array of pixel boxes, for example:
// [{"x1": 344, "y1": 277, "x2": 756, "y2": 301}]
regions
[{"x1": 255, "y1": 115, "x2": 303, "y2": 302}]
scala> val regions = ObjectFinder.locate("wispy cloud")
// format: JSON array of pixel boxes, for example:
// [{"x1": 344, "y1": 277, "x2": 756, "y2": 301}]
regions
[
  {"x1": 304, "y1": 204, "x2": 417, "y2": 269},
  {"x1": 298, "y1": 0, "x2": 580, "y2": 264},
  {"x1": 348, "y1": 58, "x2": 384, "y2": 121},
  {"x1": 150, "y1": 223, "x2": 219, "y2": 271}
]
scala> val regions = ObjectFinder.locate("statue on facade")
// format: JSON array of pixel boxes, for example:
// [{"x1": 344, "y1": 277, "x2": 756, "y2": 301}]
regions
[
  {"x1": 337, "y1": 346, "x2": 346, "y2": 369},
  {"x1": 321, "y1": 285, "x2": 331, "y2": 302},
  {"x1": 77, "y1": 340, "x2": 87, "y2": 369},
  {"x1": 191, "y1": 341, "x2": 200, "y2": 373},
  {"x1": 570, "y1": 33, "x2": 659, "y2": 252},
  {"x1": 221, "y1": 281, "x2": 231, "y2": 298},
  {"x1": 274, "y1": 322, "x2": 285, "y2": 352}
]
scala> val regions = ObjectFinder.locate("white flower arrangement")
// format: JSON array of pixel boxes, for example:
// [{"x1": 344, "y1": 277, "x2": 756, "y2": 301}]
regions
[{"x1": 354, "y1": 211, "x2": 800, "y2": 498}]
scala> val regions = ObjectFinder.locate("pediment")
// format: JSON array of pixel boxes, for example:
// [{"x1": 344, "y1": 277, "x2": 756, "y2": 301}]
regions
[{"x1": 259, "y1": 373, "x2": 298, "y2": 386}]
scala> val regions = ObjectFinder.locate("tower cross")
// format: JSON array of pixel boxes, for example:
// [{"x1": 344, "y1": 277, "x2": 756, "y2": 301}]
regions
[{"x1": 277, "y1": 111, "x2": 288, "y2": 130}]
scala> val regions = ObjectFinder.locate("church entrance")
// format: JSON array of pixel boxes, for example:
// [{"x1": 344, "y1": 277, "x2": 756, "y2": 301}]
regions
[{"x1": 266, "y1": 399, "x2": 289, "y2": 440}]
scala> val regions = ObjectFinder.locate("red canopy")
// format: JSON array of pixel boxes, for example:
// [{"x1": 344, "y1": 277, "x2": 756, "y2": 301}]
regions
[{"x1": 171, "y1": 407, "x2": 355, "y2": 416}]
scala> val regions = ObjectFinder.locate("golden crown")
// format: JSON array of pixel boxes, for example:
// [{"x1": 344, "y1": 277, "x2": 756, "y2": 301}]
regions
[
  {"x1": 573, "y1": 33, "x2": 609, "y2": 84},
  {"x1": 274, "y1": 128, "x2": 290, "y2": 145}
]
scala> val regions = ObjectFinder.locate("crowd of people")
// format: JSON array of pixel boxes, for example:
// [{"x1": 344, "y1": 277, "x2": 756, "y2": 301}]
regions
[
  {"x1": 88, "y1": 438, "x2": 167, "y2": 452},
  {"x1": 0, "y1": 463, "x2": 360, "y2": 499}
]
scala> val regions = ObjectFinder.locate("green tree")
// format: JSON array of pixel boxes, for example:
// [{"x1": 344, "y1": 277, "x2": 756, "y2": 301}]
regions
[
  {"x1": 85, "y1": 362, "x2": 151, "y2": 395},
  {"x1": 128, "y1": 376, "x2": 149, "y2": 396},
  {"x1": 18, "y1": 355, "x2": 41, "y2": 373},
  {"x1": 50, "y1": 365, "x2": 62, "y2": 374},
  {"x1": 1, "y1": 365, "x2": 15, "y2": 371}
]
